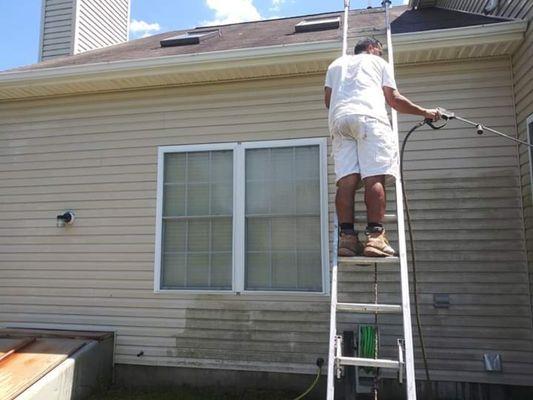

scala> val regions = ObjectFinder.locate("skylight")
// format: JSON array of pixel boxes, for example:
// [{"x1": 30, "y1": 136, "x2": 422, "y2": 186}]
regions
[
  {"x1": 160, "y1": 29, "x2": 220, "y2": 47},
  {"x1": 295, "y1": 17, "x2": 340, "y2": 33}
]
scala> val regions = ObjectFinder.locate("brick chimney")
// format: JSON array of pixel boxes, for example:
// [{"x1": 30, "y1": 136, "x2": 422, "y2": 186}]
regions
[{"x1": 39, "y1": 0, "x2": 130, "y2": 61}]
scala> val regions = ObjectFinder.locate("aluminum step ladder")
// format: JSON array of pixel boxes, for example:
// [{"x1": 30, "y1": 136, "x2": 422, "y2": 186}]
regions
[
  {"x1": 326, "y1": 1, "x2": 417, "y2": 399},
  {"x1": 326, "y1": 214, "x2": 415, "y2": 399}
]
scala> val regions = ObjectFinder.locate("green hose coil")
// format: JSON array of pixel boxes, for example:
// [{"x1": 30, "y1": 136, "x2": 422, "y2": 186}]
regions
[{"x1": 359, "y1": 325, "x2": 378, "y2": 373}]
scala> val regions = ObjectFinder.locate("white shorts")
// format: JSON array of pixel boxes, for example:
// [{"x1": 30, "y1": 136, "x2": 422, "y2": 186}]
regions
[{"x1": 331, "y1": 114, "x2": 399, "y2": 184}]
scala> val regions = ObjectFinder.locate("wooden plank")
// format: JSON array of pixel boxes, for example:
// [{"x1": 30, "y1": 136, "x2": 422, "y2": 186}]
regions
[
  {"x1": 0, "y1": 338, "x2": 86, "y2": 400},
  {"x1": 0, "y1": 338, "x2": 36, "y2": 364}
]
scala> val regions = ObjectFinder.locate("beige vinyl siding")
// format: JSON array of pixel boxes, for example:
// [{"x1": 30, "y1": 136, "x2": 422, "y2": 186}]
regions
[
  {"x1": 513, "y1": 6, "x2": 533, "y2": 322},
  {"x1": 75, "y1": 0, "x2": 129, "y2": 55},
  {"x1": 436, "y1": 0, "x2": 533, "y2": 18},
  {"x1": 0, "y1": 58, "x2": 532, "y2": 384},
  {"x1": 40, "y1": 0, "x2": 76, "y2": 61},
  {"x1": 435, "y1": 0, "x2": 533, "y2": 351}
]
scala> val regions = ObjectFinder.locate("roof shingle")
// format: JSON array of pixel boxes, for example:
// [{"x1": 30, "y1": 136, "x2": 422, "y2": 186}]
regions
[{"x1": 9, "y1": 6, "x2": 511, "y2": 72}]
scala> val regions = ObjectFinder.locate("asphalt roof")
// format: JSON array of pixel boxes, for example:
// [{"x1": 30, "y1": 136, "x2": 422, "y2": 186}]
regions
[{"x1": 12, "y1": 6, "x2": 511, "y2": 72}]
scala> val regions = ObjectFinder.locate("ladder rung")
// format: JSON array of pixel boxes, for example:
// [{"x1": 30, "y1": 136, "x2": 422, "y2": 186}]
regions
[
  {"x1": 353, "y1": 213, "x2": 397, "y2": 223},
  {"x1": 338, "y1": 256, "x2": 399, "y2": 265},
  {"x1": 337, "y1": 356, "x2": 401, "y2": 370},
  {"x1": 336, "y1": 302, "x2": 402, "y2": 314}
]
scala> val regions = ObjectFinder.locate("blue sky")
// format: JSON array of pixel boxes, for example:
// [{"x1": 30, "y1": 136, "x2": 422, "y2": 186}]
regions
[{"x1": 0, "y1": 0, "x2": 408, "y2": 71}]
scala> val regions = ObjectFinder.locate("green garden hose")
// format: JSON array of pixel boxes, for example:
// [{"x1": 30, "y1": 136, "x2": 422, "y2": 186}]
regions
[{"x1": 359, "y1": 325, "x2": 377, "y2": 359}]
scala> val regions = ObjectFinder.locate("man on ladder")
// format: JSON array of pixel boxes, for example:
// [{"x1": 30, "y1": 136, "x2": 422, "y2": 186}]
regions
[{"x1": 324, "y1": 37, "x2": 441, "y2": 257}]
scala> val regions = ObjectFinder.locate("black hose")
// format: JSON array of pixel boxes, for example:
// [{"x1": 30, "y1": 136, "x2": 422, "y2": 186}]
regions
[
  {"x1": 399, "y1": 111, "x2": 532, "y2": 398},
  {"x1": 399, "y1": 119, "x2": 442, "y2": 391}
]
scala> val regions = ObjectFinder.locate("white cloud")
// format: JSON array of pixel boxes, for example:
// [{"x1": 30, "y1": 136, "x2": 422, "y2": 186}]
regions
[
  {"x1": 129, "y1": 19, "x2": 161, "y2": 39},
  {"x1": 203, "y1": 0, "x2": 262, "y2": 26},
  {"x1": 270, "y1": 0, "x2": 285, "y2": 12}
]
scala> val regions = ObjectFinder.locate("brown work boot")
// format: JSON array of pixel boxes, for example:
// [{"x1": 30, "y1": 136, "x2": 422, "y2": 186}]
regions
[
  {"x1": 363, "y1": 228, "x2": 396, "y2": 257},
  {"x1": 338, "y1": 232, "x2": 363, "y2": 257}
]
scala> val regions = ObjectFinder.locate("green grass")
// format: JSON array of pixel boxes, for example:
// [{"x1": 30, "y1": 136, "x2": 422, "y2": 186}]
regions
[{"x1": 88, "y1": 386, "x2": 299, "y2": 400}]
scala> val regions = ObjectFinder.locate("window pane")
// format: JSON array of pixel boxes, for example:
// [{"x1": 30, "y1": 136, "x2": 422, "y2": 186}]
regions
[
  {"x1": 162, "y1": 253, "x2": 186, "y2": 287},
  {"x1": 271, "y1": 181, "x2": 294, "y2": 214},
  {"x1": 163, "y1": 184, "x2": 186, "y2": 216},
  {"x1": 211, "y1": 151, "x2": 233, "y2": 182},
  {"x1": 164, "y1": 153, "x2": 186, "y2": 183},
  {"x1": 163, "y1": 220, "x2": 186, "y2": 252},
  {"x1": 297, "y1": 251, "x2": 323, "y2": 290},
  {"x1": 272, "y1": 252, "x2": 298, "y2": 288},
  {"x1": 246, "y1": 252, "x2": 270, "y2": 289},
  {"x1": 295, "y1": 146, "x2": 319, "y2": 179},
  {"x1": 212, "y1": 218, "x2": 232, "y2": 251},
  {"x1": 211, "y1": 253, "x2": 232, "y2": 287},
  {"x1": 246, "y1": 181, "x2": 270, "y2": 214},
  {"x1": 188, "y1": 152, "x2": 209, "y2": 182},
  {"x1": 295, "y1": 180, "x2": 320, "y2": 214},
  {"x1": 187, "y1": 184, "x2": 209, "y2": 215},
  {"x1": 161, "y1": 149, "x2": 233, "y2": 290},
  {"x1": 187, "y1": 253, "x2": 209, "y2": 286},
  {"x1": 245, "y1": 145, "x2": 322, "y2": 292},
  {"x1": 211, "y1": 183, "x2": 233, "y2": 215}
]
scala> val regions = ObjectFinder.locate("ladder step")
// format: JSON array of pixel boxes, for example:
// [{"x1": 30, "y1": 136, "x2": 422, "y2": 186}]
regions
[
  {"x1": 338, "y1": 256, "x2": 399, "y2": 265},
  {"x1": 336, "y1": 303, "x2": 402, "y2": 314},
  {"x1": 337, "y1": 356, "x2": 401, "y2": 370},
  {"x1": 353, "y1": 213, "x2": 397, "y2": 223}
]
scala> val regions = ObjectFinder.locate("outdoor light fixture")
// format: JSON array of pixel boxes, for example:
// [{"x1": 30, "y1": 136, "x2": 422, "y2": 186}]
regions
[{"x1": 57, "y1": 211, "x2": 75, "y2": 227}]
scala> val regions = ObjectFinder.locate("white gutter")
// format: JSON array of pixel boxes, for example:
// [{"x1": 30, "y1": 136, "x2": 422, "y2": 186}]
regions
[
  {"x1": 0, "y1": 40, "x2": 341, "y2": 83},
  {"x1": 393, "y1": 19, "x2": 526, "y2": 51},
  {"x1": 0, "y1": 19, "x2": 526, "y2": 100}
]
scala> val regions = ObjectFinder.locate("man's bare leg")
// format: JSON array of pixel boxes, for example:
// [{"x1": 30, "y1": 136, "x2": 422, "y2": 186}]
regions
[
  {"x1": 336, "y1": 173, "x2": 360, "y2": 225},
  {"x1": 363, "y1": 175, "x2": 395, "y2": 257},
  {"x1": 364, "y1": 175, "x2": 386, "y2": 224},
  {"x1": 336, "y1": 173, "x2": 363, "y2": 256}
]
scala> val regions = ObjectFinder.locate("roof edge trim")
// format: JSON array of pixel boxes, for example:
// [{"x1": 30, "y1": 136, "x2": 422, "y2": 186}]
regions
[{"x1": 0, "y1": 19, "x2": 526, "y2": 100}]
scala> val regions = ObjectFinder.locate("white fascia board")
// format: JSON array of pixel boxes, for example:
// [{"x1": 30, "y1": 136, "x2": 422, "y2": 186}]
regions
[
  {"x1": 0, "y1": 19, "x2": 526, "y2": 98},
  {"x1": 0, "y1": 40, "x2": 340, "y2": 85}
]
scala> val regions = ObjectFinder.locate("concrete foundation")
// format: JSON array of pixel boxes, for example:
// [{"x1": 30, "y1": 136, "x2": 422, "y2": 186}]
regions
[{"x1": 114, "y1": 364, "x2": 533, "y2": 400}]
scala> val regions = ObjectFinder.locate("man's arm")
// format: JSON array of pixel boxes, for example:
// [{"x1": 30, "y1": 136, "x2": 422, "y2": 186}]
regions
[
  {"x1": 383, "y1": 86, "x2": 440, "y2": 121},
  {"x1": 324, "y1": 86, "x2": 332, "y2": 109}
]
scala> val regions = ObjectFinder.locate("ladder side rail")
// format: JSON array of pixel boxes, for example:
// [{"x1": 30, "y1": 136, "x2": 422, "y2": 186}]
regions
[
  {"x1": 383, "y1": 1, "x2": 417, "y2": 399},
  {"x1": 326, "y1": 214, "x2": 340, "y2": 400},
  {"x1": 342, "y1": 0, "x2": 350, "y2": 56},
  {"x1": 327, "y1": 3, "x2": 350, "y2": 399}
]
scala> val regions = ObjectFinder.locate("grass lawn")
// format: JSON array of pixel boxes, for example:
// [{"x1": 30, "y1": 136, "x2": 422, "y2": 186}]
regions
[{"x1": 88, "y1": 386, "x2": 301, "y2": 400}]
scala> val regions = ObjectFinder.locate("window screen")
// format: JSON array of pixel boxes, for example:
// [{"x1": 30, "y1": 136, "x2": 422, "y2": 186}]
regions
[
  {"x1": 161, "y1": 150, "x2": 233, "y2": 289},
  {"x1": 245, "y1": 145, "x2": 322, "y2": 291}
]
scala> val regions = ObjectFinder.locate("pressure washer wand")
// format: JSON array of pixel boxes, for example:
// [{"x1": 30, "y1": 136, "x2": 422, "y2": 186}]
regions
[{"x1": 433, "y1": 107, "x2": 532, "y2": 147}]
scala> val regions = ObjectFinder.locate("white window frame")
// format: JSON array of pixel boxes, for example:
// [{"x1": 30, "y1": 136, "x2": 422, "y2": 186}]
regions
[
  {"x1": 154, "y1": 138, "x2": 329, "y2": 296},
  {"x1": 527, "y1": 114, "x2": 533, "y2": 203}
]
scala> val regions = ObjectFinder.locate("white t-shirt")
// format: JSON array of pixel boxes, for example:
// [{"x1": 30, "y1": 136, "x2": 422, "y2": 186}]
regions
[{"x1": 325, "y1": 54, "x2": 397, "y2": 128}]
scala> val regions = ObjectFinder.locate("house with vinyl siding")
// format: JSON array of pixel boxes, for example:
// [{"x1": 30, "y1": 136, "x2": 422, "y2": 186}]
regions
[{"x1": 0, "y1": 0, "x2": 532, "y2": 398}]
